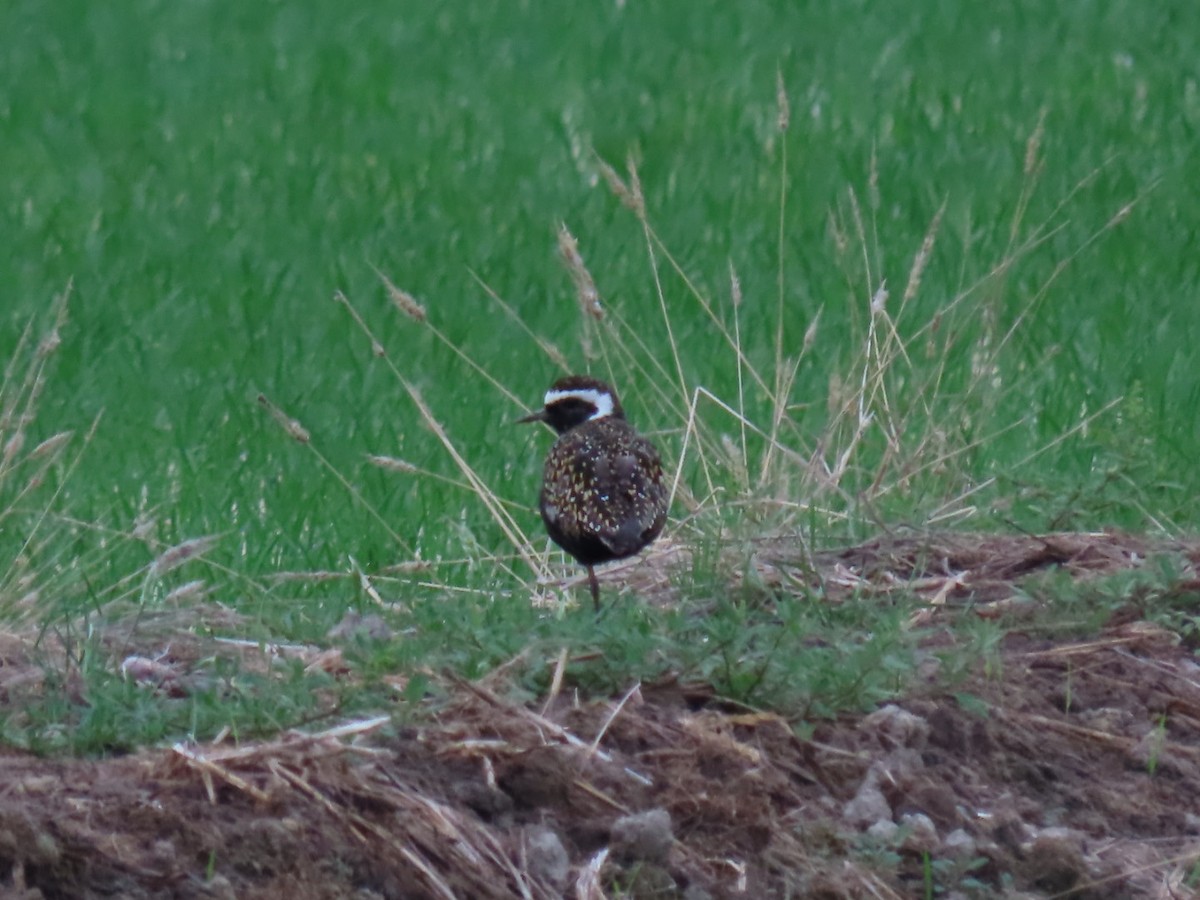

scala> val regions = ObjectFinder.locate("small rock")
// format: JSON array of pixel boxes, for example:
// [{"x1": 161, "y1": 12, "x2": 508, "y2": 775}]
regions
[
  {"x1": 498, "y1": 746, "x2": 573, "y2": 808},
  {"x1": 524, "y1": 826, "x2": 569, "y2": 891},
  {"x1": 866, "y1": 819, "x2": 899, "y2": 842},
  {"x1": 1024, "y1": 829, "x2": 1088, "y2": 894},
  {"x1": 454, "y1": 781, "x2": 514, "y2": 820},
  {"x1": 1129, "y1": 725, "x2": 1175, "y2": 774},
  {"x1": 898, "y1": 778, "x2": 960, "y2": 828},
  {"x1": 898, "y1": 812, "x2": 939, "y2": 854},
  {"x1": 610, "y1": 808, "x2": 674, "y2": 865},
  {"x1": 1077, "y1": 706, "x2": 1134, "y2": 733},
  {"x1": 843, "y1": 767, "x2": 892, "y2": 829},
  {"x1": 878, "y1": 748, "x2": 924, "y2": 785},
  {"x1": 991, "y1": 813, "x2": 1033, "y2": 852},
  {"x1": 862, "y1": 704, "x2": 930, "y2": 751},
  {"x1": 942, "y1": 828, "x2": 976, "y2": 858},
  {"x1": 198, "y1": 875, "x2": 237, "y2": 900}
]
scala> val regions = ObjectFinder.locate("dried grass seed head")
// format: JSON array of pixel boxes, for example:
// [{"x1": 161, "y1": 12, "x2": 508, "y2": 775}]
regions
[
  {"x1": 37, "y1": 329, "x2": 62, "y2": 358},
  {"x1": 3, "y1": 432, "x2": 25, "y2": 465},
  {"x1": 597, "y1": 157, "x2": 632, "y2": 204},
  {"x1": 902, "y1": 202, "x2": 946, "y2": 307},
  {"x1": 380, "y1": 274, "x2": 428, "y2": 323},
  {"x1": 625, "y1": 155, "x2": 646, "y2": 217},
  {"x1": 257, "y1": 394, "x2": 311, "y2": 443},
  {"x1": 1024, "y1": 108, "x2": 1047, "y2": 176},
  {"x1": 367, "y1": 454, "x2": 421, "y2": 474},
  {"x1": 557, "y1": 223, "x2": 604, "y2": 320},
  {"x1": 30, "y1": 431, "x2": 73, "y2": 460},
  {"x1": 150, "y1": 534, "x2": 220, "y2": 577},
  {"x1": 164, "y1": 579, "x2": 208, "y2": 604},
  {"x1": 776, "y1": 69, "x2": 791, "y2": 132},
  {"x1": 803, "y1": 311, "x2": 821, "y2": 354}
]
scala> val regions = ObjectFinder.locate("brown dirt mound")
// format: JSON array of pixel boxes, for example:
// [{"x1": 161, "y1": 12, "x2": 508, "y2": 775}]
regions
[{"x1": 1, "y1": 532, "x2": 1199, "y2": 899}]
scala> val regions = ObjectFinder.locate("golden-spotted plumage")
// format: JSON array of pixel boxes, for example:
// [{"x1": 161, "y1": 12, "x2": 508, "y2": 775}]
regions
[{"x1": 520, "y1": 375, "x2": 668, "y2": 610}]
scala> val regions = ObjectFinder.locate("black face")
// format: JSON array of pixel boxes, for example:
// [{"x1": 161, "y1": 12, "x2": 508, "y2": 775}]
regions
[
  {"x1": 519, "y1": 375, "x2": 626, "y2": 434},
  {"x1": 542, "y1": 396, "x2": 600, "y2": 434}
]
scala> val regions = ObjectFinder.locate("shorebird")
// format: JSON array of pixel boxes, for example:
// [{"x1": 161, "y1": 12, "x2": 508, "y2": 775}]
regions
[{"x1": 520, "y1": 375, "x2": 668, "y2": 610}]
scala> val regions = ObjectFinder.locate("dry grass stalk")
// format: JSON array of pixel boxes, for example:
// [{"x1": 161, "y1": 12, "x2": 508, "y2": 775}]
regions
[
  {"x1": 774, "y1": 96, "x2": 791, "y2": 396},
  {"x1": 454, "y1": 674, "x2": 654, "y2": 786},
  {"x1": 336, "y1": 292, "x2": 544, "y2": 583},
  {"x1": 408, "y1": 382, "x2": 539, "y2": 574},
  {"x1": 574, "y1": 849, "x2": 609, "y2": 900},
  {"x1": 256, "y1": 394, "x2": 310, "y2": 443},
  {"x1": 350, "y1": 560, "x2": 389, "y2": 607},
  {"x1": 369, "y1": 454, "x2": 514, "y2": 506},
  {"x1": 1, "y1": 286, "x2": 71, "y2": 499},
  {"x1": 581, "y1": 303, "x2": 686, "y2": 428},
  {"x1": 625, "y1": 154, "x2": 646, "y2": 218},
  {"x1": 540, "y1": 646, "x2": 570, "y2": 717},
  {"x1": 758, "y1": 356, "x2": 803, "y2": 491},
  {"x1": 268, "y1": 569, "x2": 348, "y2": 584},
  {"x1": 994, "y1": 180, "x2": 1148, "y2": 369},
  {"x1": 901, "y1": 200, "x2": 946, "y2": 310},
  {"x1": 728, "y1": 262, "x2": 749, "y2": 473},
  {"x1": 584, "y1": 681, "x2": 643, "y2": 763},
  {"x1": 595, "y1": 154, "x2": 645, "y2": 218},
  {"x1": 367, "y1": 455, "x2": 535, "y2": 517},
  {"x1": 469, "y1": 270, "x2": 570, "y2": 371},
  {"x1": 171, "y1": 741, "x2": 272, "y2": 802},
  {"x1": 802, "y1": 309, "x2": 821, "y2": 356},
  {"x1": 642, "y1": 224, "x2": 780, "y2": 404},
  {"x1": 258, "y1": 389, "x2": 418, "y2": 556},
  {"x1": 163, "y1": 579, "x2": 207, "y2": 604},
  {"x1": 374, "y1": 272, "x2": 528, "y2": 408},
  {"x1": 626, "y1": 166, "x2": 692, "y2": 427},
  {"x1": 846, "y1": 185, "x2": 874, "y2": 291},
  {"x1": 584, "y1": 214, "x2": 820, "y2": 517},
  {"x1": 149, "y1": 535, "x2": 219, "y2": 577}
]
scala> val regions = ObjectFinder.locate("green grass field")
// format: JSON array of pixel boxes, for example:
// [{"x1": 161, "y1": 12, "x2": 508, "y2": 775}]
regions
[{"x1": 2, "y1": 0, "x2": 1198, "y2": 752}]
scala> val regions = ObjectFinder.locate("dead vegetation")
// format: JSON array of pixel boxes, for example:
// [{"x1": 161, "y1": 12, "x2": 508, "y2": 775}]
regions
[{"x1": 2, "y1": 531, "x2": 1200, "y2": 899}]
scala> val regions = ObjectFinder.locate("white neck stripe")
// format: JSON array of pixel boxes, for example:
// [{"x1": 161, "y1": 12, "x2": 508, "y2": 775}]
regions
[{"x1": 544, "y1": 387, "x2": 614, "y2": 420}]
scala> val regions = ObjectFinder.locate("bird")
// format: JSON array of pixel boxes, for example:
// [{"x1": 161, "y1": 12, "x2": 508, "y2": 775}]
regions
[{"x1": 519, "y1": 375, "x2": 669, "y2": 611}]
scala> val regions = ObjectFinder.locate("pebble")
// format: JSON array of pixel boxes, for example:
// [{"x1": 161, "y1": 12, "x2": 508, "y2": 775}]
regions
[{"x1": 610, "y1": 808, "x2": 674, "y2": 865}]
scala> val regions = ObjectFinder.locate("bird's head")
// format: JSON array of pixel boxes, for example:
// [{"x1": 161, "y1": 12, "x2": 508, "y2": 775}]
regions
[{"x1": 518, "y1": 375, "x2": 625, "y2": 434}]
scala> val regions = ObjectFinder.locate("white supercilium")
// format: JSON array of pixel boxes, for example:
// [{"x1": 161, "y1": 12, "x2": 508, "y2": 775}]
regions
[{"x1": 543, "y1": 387, "x2": 614, "y2": 420}]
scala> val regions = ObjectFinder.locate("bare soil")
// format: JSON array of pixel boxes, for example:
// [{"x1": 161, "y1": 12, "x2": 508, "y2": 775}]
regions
[{"x1": 3, "y1": 532, "x2": 1200, "y2": 899}]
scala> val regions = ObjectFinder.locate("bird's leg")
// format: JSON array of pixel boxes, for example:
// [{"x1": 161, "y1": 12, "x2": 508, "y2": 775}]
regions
[{"x1": 587, "y1": 565, "x2": 600, "y2": 612}]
